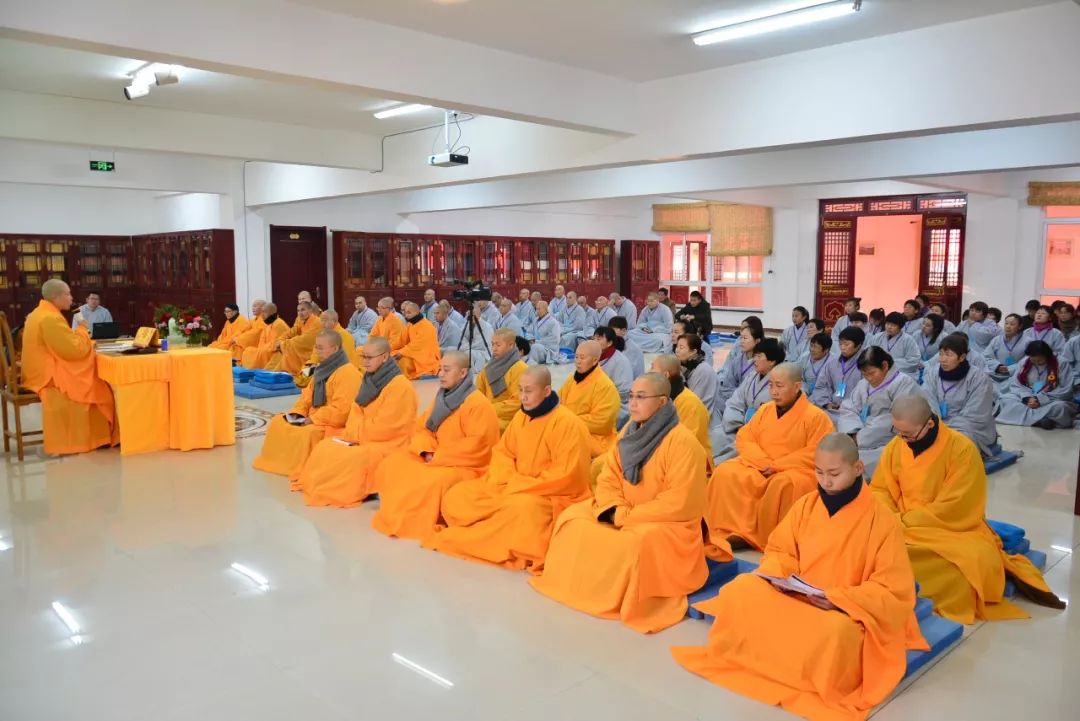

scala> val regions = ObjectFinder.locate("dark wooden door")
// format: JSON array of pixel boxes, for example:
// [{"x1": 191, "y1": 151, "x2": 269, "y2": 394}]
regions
[
  {"x1": 269, "y1": 225, "x2": 327, "y2": 323},
  {"x1": 918, "y1": 214, "x2": 966, "y2": 324},
  {"x1": 815, "y1": 217, "x2": 857, "y2": 328}
]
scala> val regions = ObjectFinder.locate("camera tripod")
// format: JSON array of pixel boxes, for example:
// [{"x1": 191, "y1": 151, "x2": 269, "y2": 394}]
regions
[{"x1": 455, "y1": 301, "x2": 491, "y2": 369}]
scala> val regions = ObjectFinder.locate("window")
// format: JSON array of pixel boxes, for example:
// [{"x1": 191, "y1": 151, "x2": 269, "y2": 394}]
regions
[
  {"x1": 660, "y1": 232, "x2": 764, "y2": 311},
  {"x1": 1040, "y1": 207, "x2": 1080, "y2": 307}
]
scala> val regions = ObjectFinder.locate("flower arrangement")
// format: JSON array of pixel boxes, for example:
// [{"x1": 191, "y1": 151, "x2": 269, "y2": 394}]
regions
[{"x1": 153, "y1": 304, "x2": 212, "y2": 346}]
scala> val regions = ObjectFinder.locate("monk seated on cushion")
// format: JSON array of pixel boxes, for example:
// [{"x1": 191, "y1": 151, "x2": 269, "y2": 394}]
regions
[
  {"x1": 531, "y1": 372, "x2": 708, "y2": 634},
  {"x1": 371, "y1": 296, "x2": 405, "y2": 347},
  {"x1": 265, "y1": 301, "x2": 320, "y2": 375},
  {"x1": 228, "y1": 299, "x2": 265, "y2": 362},
  {"x1": 392, "y1": 300, "x2": 441, "y2": 379},
  {"x1": 208, "y1": 303, "x2": 250, "y2": 351},
  {"x1": 872, "y1": 395, "x2": 1066, "y2": 623},
  {"x1": 474, "y1": 327, "x2": 529, "y2": 431},
  {"x1": 371, "y1": 351, "x2": 501, "y2": 540},
  {"x1": 705, "y1": 362, "x2": 835, "y2": 561},
  {"x1": 252, "y1": 329, "x2": 363, "y2": 478},
  {"x1": 295, "y1": 310, "x2": 358, "y2": 387},
  {"x1": 650, "y1": 354, "x2": 713, "y2": 467},
  {"x1": 557, "y1": 340, "x2": 621, "y2": 458},
  {"x1": 292, "y1": 337, "x2": 418, "y2": 507},
  {"x1": 422, "y1": 366, "x2": 592, "y2": 570},
  {"x1": 22, "y1": 279, "x2": 118, "y2": 455},
  {"x1": 674, "y1": 434, "x2": 929, "y2": 721},
  {"x1": 240, "y1": 302, "x2": 290, "y2": 369}
]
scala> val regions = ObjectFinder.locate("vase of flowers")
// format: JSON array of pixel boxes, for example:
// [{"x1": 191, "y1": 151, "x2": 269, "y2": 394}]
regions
[{"x1": 154, "y1": 304, "x2": 212, "y2": 346}]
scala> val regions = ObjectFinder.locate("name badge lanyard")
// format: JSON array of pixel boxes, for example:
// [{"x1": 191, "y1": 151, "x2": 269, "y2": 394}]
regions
[
  {"x1": 1003, "y1": 335, "x2": 1021, "y2": 365},
  {"x1": 1030, "y1": 365, "x2": 1048, "y2": 394},
  {"x1": 807, "y1": 357, "x2": 827, "y2": 394},
  {"x1": 938, "y1": 377, "x2": 962, "y2": 419},
  {"x1": 744, "y1": 375, "x2": 769, "y2": 424},
  {"x1": 836, "y1": 355, "x2": 858, "y2": 398},
  {"x1": 861, "y1": 373, "x2": 898, "y2": 423}
]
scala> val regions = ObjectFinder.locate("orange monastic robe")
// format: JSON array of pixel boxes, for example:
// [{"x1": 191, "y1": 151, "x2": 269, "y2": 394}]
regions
[
  {"x1": 474, "y1": 358, "x2": 529, "y2": 431},
  {"x1": 422, "y1": 403, "x2": 592, "y2": 570},
  {"x1": 673, "y1": 483, "x2": 928, "y2": 721},
  {"x1": 229, "y1": 315, "x2": 265, "y2": 362},
  {"x1": 240, "y1": 317, "x2": 290, "y2": 369},
  {"x1": 209, "y1": 314, "x2": 251, "y2": 351},
  {"x1": 558, "y1": 366, "x2": 620, "y2": 457},
  {"x1": 371, "y1": 391, "x2": 501, "y2": 540},
  {"x1": 393, "y1": 318, "x2": 440, "y2": 379},
  {"x1": 531, "y1": 423, "x2": 707, "y2": 634},
  {"x1": 266, "y1": 314, "x2": 320, "y2": 375},
  {"x1": 295, "y1": 326, "x2": 359, "y2": 388},
  {"x1": 293, "y1": 374, "x2": 418, "y2": 507},
  {"x1": 251, "y1": 363, "x2": 363, "y2": 478},
  {"x1": 705, "y1": 394, "x2": 834, "y2": 561},
  {"x1": 371, "y1": 312, "x2": 405, "y2": 348},
  {"x1": 872, "y1": 424, "x2": 1063, "y2": 623},
  {"x1": 21, "y1": 299, "x2": 117, "y2": 454}
]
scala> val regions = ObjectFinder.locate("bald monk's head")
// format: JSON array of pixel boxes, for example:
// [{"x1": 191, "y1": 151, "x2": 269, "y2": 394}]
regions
[
  {"x1": 438, "y1": 351, "x2": 471, "y2": 390},
  {"x1": 250, "y1": 298, "x2": 266, "y2": 316},
  {"x1": 262, "y1": 302, "x2": 279, "y2": 319},
  {"x1": 319, "y1": 310, "x2": 339, "y2": 329},
  {"x1": 297, "y1": 290, "x2": 312, "y2": 303},
  {"x1": 490, "y1": 327, "x2": 517, "y2": 359},
  {"x1": 574, "y1": 339, "x2": 602, "y2": 375},
  {"x1": 376, "y1": 297, "x2": 394, "y2": 317},
  {"x1": 530, "y1": 291, "x2": 542, "y2": 304},
  {"x1": 314, "y1": 328, "x2": 343, "y2": 362},
  {"x1": 434, "y1": 301, "x2": 450, "y2": 323},
  {"x1": 42, "y1": 279, "x2": 74, "y2": 311},
  {"x1": 536, "y1": 300, "x2": 549, "y2": 318},
  {"x1": 553, "y1": 284, "x2": 565, "y2": 298},
  {"x1": 815, "y1": 433, "x2": 865, "y2": 495},
  {"x1": 518, "y1": 288, "x2": 531, "y2": 302},
  {"x1": 297, "y1": 301, "x2": 315, "y2": 320},
  {"x1": 499, "y1": 298, "x2": 514, "y2": 316},
  {"x1": 519, "y1": 366, "x2": 553, "y2": 411},
  {"x1": 566, "y1": 291, "x2": 578, "y2": 306},
  {"x1": 595, "y1": 295, "x2": 609, "y2": 310},
  {"x1": 890, "y1": 394, "x2": 936, "y2": 443},
  {"x1": 362, "y1": 336, "x2": 392, "y2": 372},
  {"x1": 650, "y1": 353, "x2": 682, "y2": 382},
  {"x1": 646, "y1": 291, "x2": 660, "y2": 309},
  {"x1": 424, "y1": 288, "x2": 436, "y2": 304},
  {"x1": 353, "y1": 296, "x2": 367, "y2": 312},
  {"x1": 629, "y1": 373, "x2": 671, "y2": 424},
  {"x1": 769, "y1": 362, "x2": 804, "y2": 409},
  {"x1": 401, "y1": 301, "x2": 420, "y2": 320}
]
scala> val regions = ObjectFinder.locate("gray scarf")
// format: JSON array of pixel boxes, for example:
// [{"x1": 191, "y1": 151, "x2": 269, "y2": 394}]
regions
[
  {"x1": 617, "y1": 401, "x2": 678, "y2": 485},
  {"x1": 355, "y1": 356, "x2": 402, "y2": 407},
  {"x1": 425, "y1": 375, "x2": 475, "y2": 432},
  {"x1": 311, "y1": 348, "x2": 349, "y2": 408},
  {"x1": 484, "y1": 351, "x2": 518, "y2": 397}
]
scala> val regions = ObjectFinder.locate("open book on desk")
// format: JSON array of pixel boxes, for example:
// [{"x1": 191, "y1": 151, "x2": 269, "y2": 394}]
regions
[{"x1": 754, "y1": 572, "x2": 839, "y2": 611}]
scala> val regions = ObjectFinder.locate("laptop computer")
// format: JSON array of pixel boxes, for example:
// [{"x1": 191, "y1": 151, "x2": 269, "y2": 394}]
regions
[{"x1": 91, "y1": 322, "x2": 121, "y2": 340}]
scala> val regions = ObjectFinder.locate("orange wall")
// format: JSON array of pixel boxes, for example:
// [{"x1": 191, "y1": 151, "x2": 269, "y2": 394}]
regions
[{"x1": 853, "y1": 214, "x2": 922, "y2": 312}]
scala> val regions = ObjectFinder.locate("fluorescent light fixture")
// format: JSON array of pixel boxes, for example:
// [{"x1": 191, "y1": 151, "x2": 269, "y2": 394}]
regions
[
  {"x1": 230, "y1": 562, "x2": 270, "y2": 590},
  {"x1": 51, "y1": 601, "x2": 82, "y2": 635},
  {"x1": 373, "y1": 103, "x2": 432, "y2": 119},
  {"x1": 0, "y1": 538, "x2": 11, "y2": 551},
  {"x1": 1050, "y1": 545, "x2": 1074, "y2": 554},
  {"x1": 693, "y1": 0, "x2": 859, "y2": 46},
  {"x1": 391, "y1": 652, "x2": 454, "y2": 688},
  {"x1": 124, "y1": 83, "x2": 150, "y2": 100}
]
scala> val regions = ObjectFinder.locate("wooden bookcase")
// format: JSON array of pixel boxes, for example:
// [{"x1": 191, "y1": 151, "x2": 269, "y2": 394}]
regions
[{"x1": 619, "y1": 239, "x2": 660, "y2": 308}]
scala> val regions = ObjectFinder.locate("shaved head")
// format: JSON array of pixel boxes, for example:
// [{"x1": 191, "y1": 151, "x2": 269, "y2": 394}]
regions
[
  {"x1": 263, "y1": 302, "x2": 278, "y2": 315},
  {"x1": 316, "y1": 328, "x2": 343, "y2": 349},
  {"x1": 651, "y1": 354, "x2": 681, "y2": 377},
  {"x1": 638, "y1": 372, "x2": 671, "y2": 397},
  {"x1": 773, "y1": 362, "x2": 804, "y2": 384},
  {"x1": 442, "y1": 350, "x2": 470, "y2": 369},
  {"x1": 321, "y1": 309, "x2": 339, "y2": 324},
  {"x1": 41, "y1": 278, "x2": 69, "y2": 301},
  {"x1": 576, "y1": 339, "x2": 601, "y2": 359},
  {"x1": 817, "y1": 433, "x2": 860, "y2": 464},
  {"x1": 493, "y1": 327, "x2": 517, "y2": 343},
  {"x1": 523, "y1": 365, "x2": 552, "y2": 387},
  {"x1": 401, "y1": 300, "x2": 419, "y2": 313},
  {"x1": 366, "y1": 336, "x2": 391, "y2": 355},
  {"x1": 892, "y1": 394, "x2": 933, "y2": 424}
]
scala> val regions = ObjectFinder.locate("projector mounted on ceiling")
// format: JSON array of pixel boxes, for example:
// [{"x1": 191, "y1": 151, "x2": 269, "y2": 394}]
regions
[{"x1": 427, "y1": 110, "x2": 471, "y2": 168}]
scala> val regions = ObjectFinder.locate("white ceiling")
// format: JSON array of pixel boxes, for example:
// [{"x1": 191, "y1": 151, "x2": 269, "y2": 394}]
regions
[
  {"x1": 0, "y1": 38, "x2": 446, "y2": 134},
  {"x1": 289, "y1": 0, "x2": 1062, "y2": 81}
]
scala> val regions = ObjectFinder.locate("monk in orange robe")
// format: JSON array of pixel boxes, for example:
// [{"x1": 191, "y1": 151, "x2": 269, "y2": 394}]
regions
[
  {"x1": 265, "y1": 301, "x2": 320, "y2": 375},
  {"x1": 422, "y1": 366, "x2": 592, "y2": 570},
  {"x1": 295, "y1": 310, "x2": 358, "y2": 387},
  {"x1": 371, "y1": 296, "x2": 405, "y2": 348},
  {"x1": 208, "y1": 303, "x2": 250, "y2": 351},
  {"x1": 557, "y1": 340, "x2": 620, "y2": 458},
  {"x1": 228, "y1": 299, "x2": 265, "y2": 362},
  {"x1": 293, "y1": 336, "x2": 418, "y2": 507},
  {"x1": 705, "y1": 362, "x2": 834, "y2": 561},
  {"x1": 21, "y1": 279, "x2": 118, "y2": 455},
  {"x1": 371, "y1": 351, "x2": 501, "y2": 540},
  {"x1": 651, "y1": 354, "x2": 713, "y2": 466},
  {"x1": 240, "y1": 302, "x2": 290, "y2": 369},
  {"x1": 674, "y1": 434, "x2": 928, "y2": 721},
  {"x1": 392, "y1": 300, "x2": 440, "y2": 379},
  {"x1": 252, "y1": 329, "x2": 363, "y2": 478},
  {"x1": 296, "y1": 289, "x2": 322, "y2": 314},
  {"x1": 474, "y1": 327, "x2": 529, "y2": 431},
  {"x1": 531, "y1": 372, "x2": 707, "y2": 633},
  {"x1": 873, "y1": 395, "x2": 1065, "y2": 623}
]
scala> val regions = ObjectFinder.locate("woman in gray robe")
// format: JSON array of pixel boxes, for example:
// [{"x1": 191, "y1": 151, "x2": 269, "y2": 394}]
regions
[
  {"x1": 983, "y1": 313, "x2": 1027, "y2": 385},
  {"x1": 676, "y1": 332, "x2": 718, "y2": 415},
  {"x1": 594, "y1": 326, "x2": 634, "y2": 428},
  {"x1": 922, "y1": 334, "x2": 1000, "y2": 456},
  {"x1": 997, "y1": 340, "x2": 1078, "y2": 429},
  {"x1": 871, "y1": 311, "x2": 921, "y2": 379},
  {"x1": 713, "y1": 325, "x2": 762, "y2": 420}
]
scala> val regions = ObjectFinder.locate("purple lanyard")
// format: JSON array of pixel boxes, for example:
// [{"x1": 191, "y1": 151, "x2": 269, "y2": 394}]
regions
[
  {"x1": 793, "y1": 325, "x2": 805, "y2": 346},
  {"x1": 810, "y1": 357, "x2": 828, "y2": 382},
  {"x1": 1028, "y1": 366, "x2": 1047, "y2": 386},
  {"x1": 1033, "y1": 328, "x2": 1049, "y2": 341},
  {"x1": 867, "y1": 373, "x2": 899, "y2": 399},
  {"x1": 538, "y1": 315, "x2": 553, "y2": 330},
  {"x1": 919, "y1": 334, "x2": 931, "y2": 352},
  {"x1": 1003, "y1": 335, "x2": 1020, "y2": 354},
  {"x1": 751, "y1": 374, "x2": 768, "y2": 400},
  {"x1": 939, "y1": 377, "x2": 962, "y2": 398},
  {"x1": 738, "y1": 356, "x2": 754, "y2": 381},
  {"x1": 886, "y1": 334, "x2": 902, "y2": 353},
  {"x1": 839, "y1": 355, "x2": 858, "y2": 378}
]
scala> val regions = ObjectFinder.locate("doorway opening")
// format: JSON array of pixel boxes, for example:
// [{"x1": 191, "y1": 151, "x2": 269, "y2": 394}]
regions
[{"x1": 853, "y1": 214, "x2": 922, "y2": 313}]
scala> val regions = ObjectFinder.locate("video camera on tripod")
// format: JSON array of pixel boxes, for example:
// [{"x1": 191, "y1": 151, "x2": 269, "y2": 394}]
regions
[{"x1": 450, "y1": 279, "x2": 493, "y2": 303}]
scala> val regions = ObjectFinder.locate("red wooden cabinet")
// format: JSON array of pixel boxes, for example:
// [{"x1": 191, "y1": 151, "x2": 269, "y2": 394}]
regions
[
  {"x1": 131, "y1": 229, "x2": 234, "y2": 329},
  {"x1": 619, "y1": 239, "x2": 660, "y2": 309}
]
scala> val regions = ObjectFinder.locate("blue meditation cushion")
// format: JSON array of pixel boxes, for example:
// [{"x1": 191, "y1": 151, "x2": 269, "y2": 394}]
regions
[
  {"x1": 984, "y1": 451, "x2": 1020, "y2": 475},
  {"x1": 904, "y1": 614, "x2": 964, "y2": 679},
  {"x1": 234, "y1": 382, "x2": 300, "y2": 399}
]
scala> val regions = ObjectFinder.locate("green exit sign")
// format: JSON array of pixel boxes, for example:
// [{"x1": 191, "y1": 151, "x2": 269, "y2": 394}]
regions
[{"x1": 89, "y1": 160, "x2": 116, "y2": 172}]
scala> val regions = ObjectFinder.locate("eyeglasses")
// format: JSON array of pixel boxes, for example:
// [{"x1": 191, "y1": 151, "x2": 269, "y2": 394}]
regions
[
  {"x1": 891, "y1": 418, "x2": 931, "y2": 441},
  {"x1": 362, "y1": 352, "x2": 388, "y2": 360},
  {"x1": 628, "y1": 393, "x2": 665, "y2": 403}
]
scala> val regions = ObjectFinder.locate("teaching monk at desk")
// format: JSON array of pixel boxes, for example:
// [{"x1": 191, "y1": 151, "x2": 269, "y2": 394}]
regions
[
  {"x1": 872, "y1": 395, "x2": 1066, "y2": 623},
  {"x1": 422, "y1": 366, "x2": 592, "y2": 570},
  {"x1": 252, "y1": 329, "x2": 362, "y2": 479},
  {"x1": 21, "y1": 279, "x2": 118, "y2": 455}
]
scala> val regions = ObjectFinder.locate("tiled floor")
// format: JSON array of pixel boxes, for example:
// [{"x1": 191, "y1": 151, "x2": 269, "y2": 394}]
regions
[{"x1": 1, "y1": 365, "x2": 1077, "y2": 721}]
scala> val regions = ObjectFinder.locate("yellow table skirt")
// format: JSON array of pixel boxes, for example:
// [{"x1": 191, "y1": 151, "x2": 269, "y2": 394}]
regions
[{"x1": 96, "y1": 347, "x2": 235, "y2": 455}]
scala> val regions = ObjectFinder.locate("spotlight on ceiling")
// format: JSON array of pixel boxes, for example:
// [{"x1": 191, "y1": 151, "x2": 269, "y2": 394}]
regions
[
  {"x1": 154, "y1": 68, "x2": 180, "y2": 86},
  {"x1": 124, "y1": 83, "x2": 150, "y2": 100},
  {"x1": 373, "y1": 103, "x2": 433, "y2": 119},
  {"x1": 692, "y1": 0, "x2": 861, "y2": 46}
]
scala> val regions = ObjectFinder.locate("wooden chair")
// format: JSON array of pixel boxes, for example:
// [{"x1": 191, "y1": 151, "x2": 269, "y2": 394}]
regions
[{"x1": 0, "y1": 312, "x2": 43, "y2": 461}]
